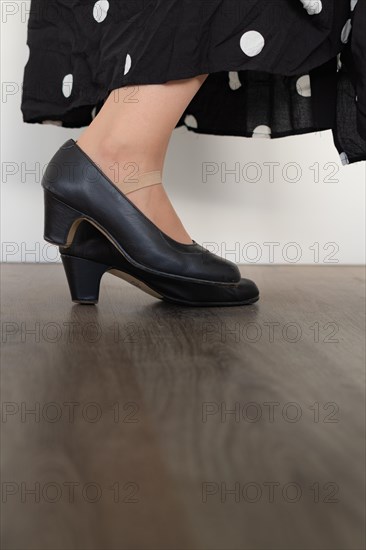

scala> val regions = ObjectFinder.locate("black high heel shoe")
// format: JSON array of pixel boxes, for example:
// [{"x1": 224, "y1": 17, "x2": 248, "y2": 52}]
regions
[
  {"x1": 59, "y1": 220, "x2": 259, "y2": 306},
  {"x1": 42, "y1": 139, "x2": 259, "y2": 305}
]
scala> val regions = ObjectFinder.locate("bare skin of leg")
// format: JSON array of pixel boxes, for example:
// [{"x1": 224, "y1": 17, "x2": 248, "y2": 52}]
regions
[{"x1": 76, "y1": 74, "x2": 209, "y2": 244}]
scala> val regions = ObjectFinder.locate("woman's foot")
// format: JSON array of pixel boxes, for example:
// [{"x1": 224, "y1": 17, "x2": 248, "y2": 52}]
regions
[
  {"x1": 76, "y1": 137, "x2": 193, "y2": 245},
  {"x1": 126, "y1": 183, "x2": 193, "y2": 244}
]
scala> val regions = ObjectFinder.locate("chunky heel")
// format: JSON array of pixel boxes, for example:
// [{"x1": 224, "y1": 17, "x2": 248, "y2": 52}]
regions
[
  {"x1": 43, "y1": 188, "x2": 85, "y2": 245},
  {"x1": 60, "y1": 254, "x2": 110, "y2": 304}
]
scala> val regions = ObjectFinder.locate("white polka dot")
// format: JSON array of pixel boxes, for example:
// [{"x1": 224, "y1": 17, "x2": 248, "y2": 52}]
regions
[
  {"x1": 337, "y1": 53, "x2": 342, "y2": 71},
  {"x1": 91, "y1": 106, "x2": 97, "y2": 119},
  {"x1": 296, "y1": 75, "x2": 312, "y2": 97},
  {"x1": 228, "y1": 72, "x2": 242, "y2": 91},
  {"x1": 340, "y1": 152, "x2": 349, "y2": 165},
  {"x1": 93, "y1": 0, "x2": 110, "y2": 23},
  {"x1": 124, "y1": 54, "x2": 132, "y2": 75},
  {"x1": 341, "y1": 19, "x2": 352, "y2": 43},
  {"x1": 240, "y1": 31, "x2": 265, "y2": 57},
  {"x1": 184, "y1": 114, "x2": 198, "y2": 129},
  {"x1": 62, "y1": 74, "x2": 73, "y2": 98},
  {"x1": 42, "y1": 120, "x2": 62, "y2": 126},
  {"x1": 300, "y1": 1, "x2": 323, "y2": 15},
  {"x1": 350, "y1": 0, "x2": 358, "y2": 11},
  {"x1": 252, "y1": 125, "x2": 271, "y2": 138}
]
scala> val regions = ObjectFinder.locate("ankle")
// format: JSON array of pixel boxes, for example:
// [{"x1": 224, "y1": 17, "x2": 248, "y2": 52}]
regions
[{"x1": 77, "y1": 132, "x2": 163, "y2": 186}]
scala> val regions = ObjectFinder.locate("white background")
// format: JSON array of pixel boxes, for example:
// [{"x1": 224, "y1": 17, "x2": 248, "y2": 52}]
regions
[{"x1": 1, "y1": 1, "x2": 365, "y2": 265}]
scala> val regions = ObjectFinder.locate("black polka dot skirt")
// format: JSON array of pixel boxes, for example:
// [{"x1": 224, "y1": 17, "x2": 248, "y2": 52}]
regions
[{"x1": 21, "y1": 0, "x2": 366, "y2": 166}]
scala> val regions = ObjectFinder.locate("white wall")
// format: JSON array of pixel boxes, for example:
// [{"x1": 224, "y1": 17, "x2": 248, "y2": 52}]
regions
[{"x1": 1, "y1": 2, "x2": 365, "y2": 265}]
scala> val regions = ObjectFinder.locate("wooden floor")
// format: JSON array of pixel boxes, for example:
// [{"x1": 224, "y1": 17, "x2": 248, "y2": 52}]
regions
[{"x1": 1, "y1": 264, "x2": 365, "y2": 550}]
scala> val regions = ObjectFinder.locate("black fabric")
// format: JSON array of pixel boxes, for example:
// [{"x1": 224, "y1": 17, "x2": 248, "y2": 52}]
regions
[{"x1": 21, "y1": 0, "x2": 366, "y2": 166}]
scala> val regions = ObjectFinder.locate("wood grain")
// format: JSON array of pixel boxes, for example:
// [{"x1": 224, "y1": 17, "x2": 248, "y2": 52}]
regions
[{"x1": 1, "y1": 264, "x2": 365, "y2": 550}]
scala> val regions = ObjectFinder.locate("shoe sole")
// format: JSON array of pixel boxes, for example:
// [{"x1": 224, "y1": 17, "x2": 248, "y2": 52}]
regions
[{"x1": 72, "y1": 266, "x2": 259, "y2": 307}]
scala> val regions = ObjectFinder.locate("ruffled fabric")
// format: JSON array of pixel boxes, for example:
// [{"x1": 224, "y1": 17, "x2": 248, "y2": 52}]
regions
[{"x1": 21, "y1": 0, "x2": 366, "y2": 165}]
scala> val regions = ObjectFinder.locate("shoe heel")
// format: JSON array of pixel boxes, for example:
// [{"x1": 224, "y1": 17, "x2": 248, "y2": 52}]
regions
[
  {"x1": 43, "y1": 188, "x2": 84, "y2": 245},
  {"x1": 61, "y1": 254, "x2": 110, "y2": 304}
]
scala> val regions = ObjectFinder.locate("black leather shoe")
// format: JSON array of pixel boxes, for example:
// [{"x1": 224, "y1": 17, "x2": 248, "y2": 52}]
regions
[
  {"x1": 42, "y1": 138, "x2": 259, "y2": 305},
  {"x1": 59, "y1": 220, "x2": 260, "y2": 306}
]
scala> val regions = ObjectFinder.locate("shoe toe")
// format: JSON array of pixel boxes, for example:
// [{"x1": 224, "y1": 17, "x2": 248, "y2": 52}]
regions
[
  {"x1": 210, "y1": 260, "x2": 241, "y2": 283},
  {"x1": 236, "y1": 277, "x2": 260, "y2": 301}
]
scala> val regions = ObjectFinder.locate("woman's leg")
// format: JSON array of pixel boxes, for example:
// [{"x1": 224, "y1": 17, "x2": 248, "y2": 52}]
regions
[{"x1": 76, "y1": 74, "x2": 209, "y2": 244}]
